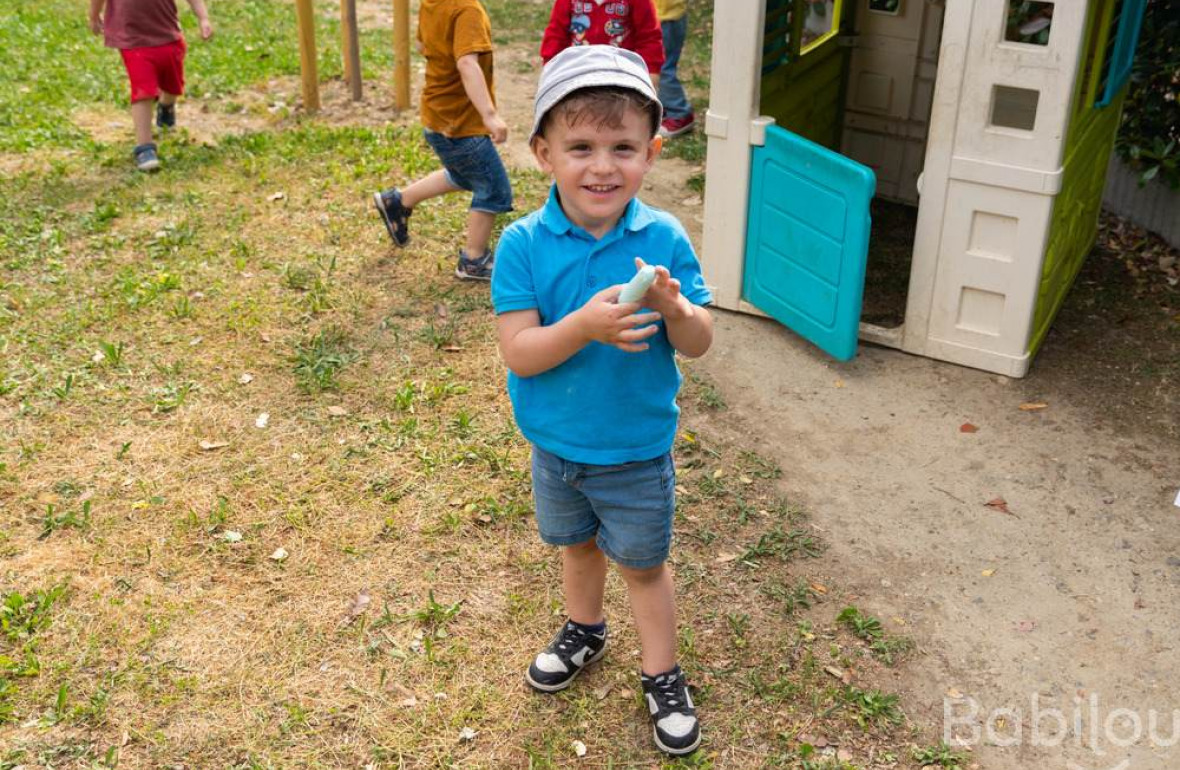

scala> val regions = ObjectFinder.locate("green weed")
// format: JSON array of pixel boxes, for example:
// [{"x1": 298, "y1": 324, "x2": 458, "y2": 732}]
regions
[
  {"x1": 911, "y1": 742, "x2": 968, "y2": 768},
  {"x1": 1, "y1": 584, "x2": 66, "y2": 643},
  {"x1": 291, "y1": 327, "x2": 357, "y2": 393},
  {"x1": 39, "y1": 501, "x2": 92, "y2": 539},
  {"x1": 407, "y1": 590, "x2": 462, "y2": 629},
  {"x1": 841, "y1": 685, "x2": 903, "y2": 728}
]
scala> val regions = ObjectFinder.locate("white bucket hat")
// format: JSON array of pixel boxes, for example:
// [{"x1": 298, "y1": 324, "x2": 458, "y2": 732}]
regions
[{"x1": 531, "y1": 45, "x2": 661, "y2": 140}]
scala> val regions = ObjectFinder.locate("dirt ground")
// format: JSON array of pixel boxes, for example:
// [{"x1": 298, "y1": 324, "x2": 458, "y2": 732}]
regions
[
  {"x1": 486, "y1": 34, "x2": 1180, "y2": 770},
  {"x1": 80, "y1": 13, "x2": 1179, "y2": 767}
]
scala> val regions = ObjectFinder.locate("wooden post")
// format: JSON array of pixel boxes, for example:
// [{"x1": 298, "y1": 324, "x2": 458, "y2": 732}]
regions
[
  {"x1": 393, "y1": 0, "x2": 411, "y2": 110},
  {"x1": 295, "y1": 0, "x2": 320, "y2": 111},
  {"x1": 341, "y1": 0, "x2": 362, "y2": 101}
]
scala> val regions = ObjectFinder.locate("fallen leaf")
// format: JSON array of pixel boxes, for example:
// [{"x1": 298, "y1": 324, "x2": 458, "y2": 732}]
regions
[
  {"x1": 327, "y1": 405, "x2": 348, "y2": 417},
  {"x1": 442, "y1": 345, "x2": 464, "y2": 352},
  {"x1": 981, "y1": 568, "x2": 996, "y2": 577},
  {"x1": 946, "y1": 687, "x2": 964, "y2": 699},
  {"x1": 618, "y1": 688, "x2": 634, "y2": 699},
  {"x1": 269, "y1": 547, "x2": 288, "y2": 562},
  {"x1": 340, "y1": 589, "x2": 371, "y2": 626},
  {"x1": 572, "y1": 740, "x2": 587, "y2": 757},
  {"x1": 199, "y1": 440, "x2": 230, "y2": 451},
  {"x1": 222, "y1": 530, "x2": 243, "y2": 543},
  {"x1": 92, "y1": 350, "x2": 105, "y2": 364},
  {"x1": 238, "y1": 373, "x2": 254, "y2": 384},
  {"x1": 712, "y1": 468, "x2": 725, "y2": 479},
  {"x1": 715, "y1": 553, "x2": 739, "y2": 563},
  {"x1": 255, "y1": 412, "x2": 270, "y2": 429},
  {"x1": 1018, "y1": 402, "x2": 1049, "y2": 411},
  {"x1": 267, "y1": 191, "x2": 286, "y2": 202},
  {"x1": 458, "y1": 727, "x2": 477, "y2": 742},
  {"x1": 809, "y1": 582, "x2": 828, "y2": 594},
  {"x1": 984, "y1": 497, "x2": 1015, "y2": 516},
  {"x1": 823, "y1": 665, "x2": 846, "y2": 680},
  {"x1": 1014, "y1": 619, "x2": 1037, "y2": 633},
  {"x1": 834, "y1": 379, "x2": 845, "y2": 388},
  {"x1": 960, "y1": 422, "x2": 979, "y2": 433},
  {"x1": 593, "y1": 684, "x2": 612, "y2": 700},
  {"x1": 739, "y1": 475, "x2": 754, "y2": 484},
  {"x1": 434, "y1": 303, "x2": 449, "y2": 319}
]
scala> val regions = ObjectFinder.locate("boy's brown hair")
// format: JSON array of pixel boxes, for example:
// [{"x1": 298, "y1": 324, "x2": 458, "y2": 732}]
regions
[{"x1": 534, "y1": 86, "x2": 661, "y2": 141}]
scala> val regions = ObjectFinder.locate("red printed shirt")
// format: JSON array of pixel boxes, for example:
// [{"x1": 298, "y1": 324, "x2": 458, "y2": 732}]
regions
[
  {"x1": 540, "y1": 0, "x2": 664, "y2": 73},
  {"x1": 103, "y1": 0, "x2": 183, "y2": 50}
]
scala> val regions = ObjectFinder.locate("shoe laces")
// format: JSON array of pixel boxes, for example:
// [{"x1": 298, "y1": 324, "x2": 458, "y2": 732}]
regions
[
  {"x1": 649, "y1": 670, "x2": 689, "y2": 711},
  {"x1": 554, "y1": 621, "x2": 590, "y2": 653}
]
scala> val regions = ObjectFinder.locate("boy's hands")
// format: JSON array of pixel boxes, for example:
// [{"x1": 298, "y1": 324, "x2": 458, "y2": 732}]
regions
[
  {"x1": 483, "y1": 113, "x2": 508, "y2": 144},
  {"x1": 90, "y1": 14, "x2": 104, "y2": 35},
  {"x1": 632, "y1": 258, "x2": 693, "y2": 321},
  {"x1": 576, "y1": 286, "x2": 662, "y2": 353},
  {"x1": 198, "y1": 17, "x2": 214, "y2": 40}
]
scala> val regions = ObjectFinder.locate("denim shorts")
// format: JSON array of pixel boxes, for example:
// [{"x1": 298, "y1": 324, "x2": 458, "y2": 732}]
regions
[
  {"x1": 531, "y1": 445, "x2": 676, "y2": 569},
  {"x1": 423, "y1": 129, "x2": 514, "y2": 214}
]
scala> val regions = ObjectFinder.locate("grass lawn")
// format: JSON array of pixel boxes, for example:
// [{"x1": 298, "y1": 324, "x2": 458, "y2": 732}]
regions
[{"x1": 0, "y1": 1, "x2": 948, "y2": 767}]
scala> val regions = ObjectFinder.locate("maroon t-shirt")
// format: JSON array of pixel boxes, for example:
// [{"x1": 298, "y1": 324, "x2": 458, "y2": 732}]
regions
[{"x1": 103, "y1": 0, "x2": 183, "y2": 50}]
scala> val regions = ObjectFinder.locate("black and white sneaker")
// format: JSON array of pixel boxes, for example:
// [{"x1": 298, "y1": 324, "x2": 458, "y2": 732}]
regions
[
  {"x1": 641, "y1": 665, "x2": 701, "y2": 755},
  {"x1": 373, "y1": 187, "x2": 412, "y2": 247},
  {"x1": 525, "y1": 620, "x2": 607, "y2": 693}
]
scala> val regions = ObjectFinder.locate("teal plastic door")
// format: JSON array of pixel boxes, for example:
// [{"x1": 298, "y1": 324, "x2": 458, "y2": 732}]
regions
[{"x1": 743, "y1": 124, "x2": 875, "y2": 361}]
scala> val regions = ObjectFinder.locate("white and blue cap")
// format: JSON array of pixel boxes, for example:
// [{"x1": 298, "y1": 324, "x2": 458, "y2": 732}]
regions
[{"x1": 531, "y1": 45, "x2": 661, "y2": 140}]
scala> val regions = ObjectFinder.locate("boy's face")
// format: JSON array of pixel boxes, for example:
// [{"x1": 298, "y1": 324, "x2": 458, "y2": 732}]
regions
[{"x1": 532, "y1": 106, "x2": 662, "y2": 238}]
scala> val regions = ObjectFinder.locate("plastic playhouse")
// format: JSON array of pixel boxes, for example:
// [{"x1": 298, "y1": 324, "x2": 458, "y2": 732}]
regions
[{"x1": 700, "y1": 0, "x2": 1148, "y2": 376}]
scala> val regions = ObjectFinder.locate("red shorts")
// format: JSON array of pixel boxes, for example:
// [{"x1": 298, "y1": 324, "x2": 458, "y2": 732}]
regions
[{"x1": 120, "y1": 38, "x2": 187, "y2": 103}]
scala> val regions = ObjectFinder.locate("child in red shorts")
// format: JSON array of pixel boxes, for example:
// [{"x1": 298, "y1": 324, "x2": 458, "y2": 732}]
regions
[{"x1": 90, "y1": 0, "x2": 213, "y2": 172}]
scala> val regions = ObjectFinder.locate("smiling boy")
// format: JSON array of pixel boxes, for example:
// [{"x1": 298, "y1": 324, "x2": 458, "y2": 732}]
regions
[{"x1": 491, "y1": 45, "x2": 713, "y2": 755}]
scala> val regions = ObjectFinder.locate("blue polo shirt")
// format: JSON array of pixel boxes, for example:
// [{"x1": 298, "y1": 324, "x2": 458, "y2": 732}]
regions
[{"x1": 492, "y1": 187, "x2": 713, "y2": 465}]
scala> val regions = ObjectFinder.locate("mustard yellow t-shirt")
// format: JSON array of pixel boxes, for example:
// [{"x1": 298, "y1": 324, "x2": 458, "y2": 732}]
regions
[
  {"x1": 656, "y1": 0, "x2": 686, "y2": 22},
  {"x1": 418, "y1": 0, "x2": 496, "y2": 137}
]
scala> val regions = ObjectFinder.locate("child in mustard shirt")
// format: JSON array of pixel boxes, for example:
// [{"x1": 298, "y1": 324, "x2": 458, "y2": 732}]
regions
[{"x1": 373, "y1": 0, "x2": 512, "y2": 280}]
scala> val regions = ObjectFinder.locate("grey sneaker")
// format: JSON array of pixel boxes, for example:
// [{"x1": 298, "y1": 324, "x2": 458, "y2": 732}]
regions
[
  {"x1": 133, "y1": 143, "x2": 160, "y2": 173},
  {"x1": 455, "y1": 249, "x2": 494, "y2": 281},
  {"x1": 525, "y1": 620, "x2": 607, "y2": 692},
  {"x1": 373, "y1": 188, "x2": 412, "y2": 247},
  {"x1": 642, "y1": 665, "x2": 701, "y2": 755}
]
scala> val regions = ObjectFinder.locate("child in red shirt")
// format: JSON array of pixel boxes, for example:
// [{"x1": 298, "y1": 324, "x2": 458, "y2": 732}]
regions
[
  {"x1": 540, "y1": 0, "x2": 665, "y2": 75},
  {"x1": 90, "y1": 0, "x2": 213, "y2": 172}
]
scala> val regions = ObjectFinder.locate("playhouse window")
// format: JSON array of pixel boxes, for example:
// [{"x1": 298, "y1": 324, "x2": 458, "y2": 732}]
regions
[
  {"x1": 990, "y1": 85, "x2": 1039, "y2": 131},
  {"x1": 868, "y1": 0, "x2": 900, "y2": 16},
  {"x1": 1004, "y1": 1, "x2": 1053, "y2": 46},
  {"x1": 801, "y1": 0, "x2": 842, "y2": 54}
]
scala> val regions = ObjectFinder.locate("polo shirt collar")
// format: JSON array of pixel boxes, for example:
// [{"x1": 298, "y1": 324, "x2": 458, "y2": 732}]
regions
[{"x1": 540, "y1": 185, "x2": 657, "y2": 237}]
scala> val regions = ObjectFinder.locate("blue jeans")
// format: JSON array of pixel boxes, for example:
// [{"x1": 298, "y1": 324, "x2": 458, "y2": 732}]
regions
[
  {"x1": 659, "y1": 16, "x2": 692, "y2": 120},
  {"x1": 423, "y1": 129, "x2": 514, "y2": 214},
  {"x1": 531, "y1": 445, "x2": 677, "y2": 569}
]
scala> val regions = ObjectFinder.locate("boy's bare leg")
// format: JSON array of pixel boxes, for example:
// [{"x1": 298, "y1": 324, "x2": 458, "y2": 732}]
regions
[
  {"x1": 617, "y1": 562, "x2": 677, "y2": 674},
  {"x1": 465, "y1": 210, "x2": 496, "y2": 256},
  {"x1": 562, "y1": 540, "x2": 607, "y2": 626},
  {"x1": 401, "y1": 169, "x2": 459, "y2": 208},
  {"x1": 130, "y1": 99, "x2": 154, "y2": 145},
  {"x1": 159, "y1": 92, "x2": 178, "y2": 107}
]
